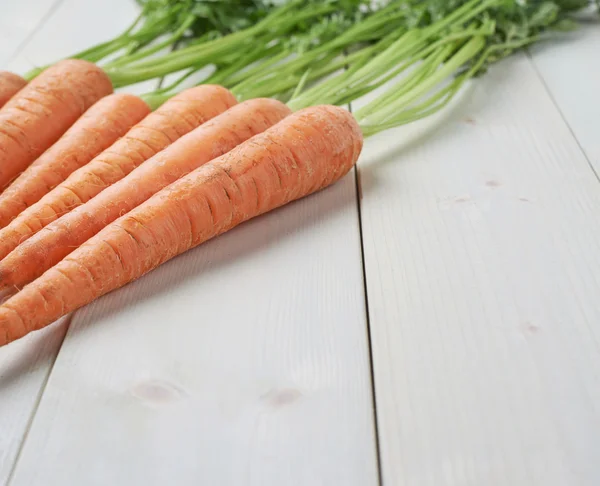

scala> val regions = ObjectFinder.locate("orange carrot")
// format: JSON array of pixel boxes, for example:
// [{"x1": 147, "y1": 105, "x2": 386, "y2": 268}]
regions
[
  {"x1": 0, "y1": 105, "x2": 363, "y2": 346},
  {"x1": 0, "y1": 98, "x2": 290, "y2": 289},
  {"x1": 0, "y1": 71, "x2": 27, "y2": 108},
  {"x1": 0, "y1": 85, "x2": 237, "y2": 261},
  {"x1": 0, "y1": 59, "x2": 113, "y2": 190},
  {"x1": 0, "y1": 93, "x2": 150, "y2": 227}
]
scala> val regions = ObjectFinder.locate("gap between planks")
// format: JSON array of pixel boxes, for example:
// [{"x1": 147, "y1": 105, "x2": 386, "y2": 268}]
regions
[
  {"x1": 526, "y1": 26, "x2": 600, "y2": 183},
  {"x1": 3, "y1": 0, "x2": 66, "y2": 67},
  {"x1": 350, "y1": 108, "x2": 385, "y2": 486},
  {"x1": 358, "y1": 50, "x2": 600, "y2": 486}
]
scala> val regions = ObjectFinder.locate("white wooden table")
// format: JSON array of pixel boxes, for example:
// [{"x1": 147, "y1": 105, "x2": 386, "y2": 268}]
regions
[{"x1": 0, "y1": 1, "x2": 599, "y2": 485}]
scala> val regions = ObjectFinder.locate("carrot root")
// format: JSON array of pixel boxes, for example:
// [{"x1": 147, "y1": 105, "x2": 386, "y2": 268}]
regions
[
  {"x1": 0, "y1": 59, "x2": 113, "y2": 191},
  {"x1": 0, "y1": 105, "x2": 363, "y2": 346},
  {"x1": 0, "y1": 98, "x2": 291, "y2": 290},
  {"x1": 0, "y1": 85, "x2": 237, "y2": 262}
]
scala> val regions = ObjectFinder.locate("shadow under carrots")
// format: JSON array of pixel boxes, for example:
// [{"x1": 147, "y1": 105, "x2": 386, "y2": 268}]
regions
[
  {"x1": 0, "y1": 158, "x2": 365, "y2": 383},
  {"x1": 63, "y1": 171, "x2": 362, "y2": 343}
]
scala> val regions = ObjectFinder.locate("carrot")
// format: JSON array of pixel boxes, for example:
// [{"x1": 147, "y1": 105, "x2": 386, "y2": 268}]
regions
[
  {"x1": 0, "y1": 71, "x2": 27, "y2": 108},
  {"x1": 0, "y1": 98, "x2": 291, "y2": 289},
  {"x1": 0, "y1": 85, "x2": 237, "y2": 262},
  {"x1": 0, "y1": 105, "x2": 363, "y2": 346},
  {"x1": 0, "y1": 59, "x2": 113, "y2": 190},
  {"x1": 0, "y1": 93, "x2": 150, "y2": 228}
]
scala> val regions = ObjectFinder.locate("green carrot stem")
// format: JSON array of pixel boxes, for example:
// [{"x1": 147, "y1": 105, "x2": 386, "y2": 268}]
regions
[
  {"x1": 105, "y1": 14, "x2": 196, "y2": 68},
  {"x1": 106, "y1": 3, "x2": 336, "y2": 87},
  {"x1": 357, "y1": 36, "x2": 486, "y2": 125}
]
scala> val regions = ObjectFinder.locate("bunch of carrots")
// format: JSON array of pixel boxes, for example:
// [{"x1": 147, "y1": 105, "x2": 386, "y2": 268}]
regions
[{"x1": 0, "y1": 0, "x2": 596, "y2": 347}]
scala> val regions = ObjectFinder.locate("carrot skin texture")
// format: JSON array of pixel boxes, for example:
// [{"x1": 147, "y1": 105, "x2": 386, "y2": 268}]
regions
[
  {"x1": 0, "y1": 93, "x2": 150, "y2": 227},
  {"x1": 0, "y1": 71, "x2": 27, "y2": 108},
  {"x1": 0, "y1": 59, "x2": 113, "y2": 190},
  {"x1": 0, "y1": 98, "x2": 291, "y2": 288},
  {"x1": 0, "y1": 85, "x2": 237, "y2": 262},
  {"x1": 0, "y1": 105, "x2": 363, "y2": 346}
]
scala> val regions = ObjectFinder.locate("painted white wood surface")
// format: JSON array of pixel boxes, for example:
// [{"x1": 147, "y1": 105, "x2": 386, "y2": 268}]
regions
[
  {"x1": 356, "y1": 52, "x2": 600, "y2": 486},
  {"x1": 9, "y1": 175, "x2": 378, "y2": 486},
  {"x1": 0, "y1": 1, "x2": 160, "y2": 484},
  {"x1": 6, "y1": 0, "x2": 156, "y2": 96},
  {"x1": 0, "y1": 322, "x2": 69, "y2": 485},
  {"x1": 529, "y1": 21, "x2": 600, "y2": 174},
  {"x1": 2, "y1": 1, "x2": 600, "y2": 485},
  {"x1": 0, "y1": 0, "x2": 60, "y2": 66}
]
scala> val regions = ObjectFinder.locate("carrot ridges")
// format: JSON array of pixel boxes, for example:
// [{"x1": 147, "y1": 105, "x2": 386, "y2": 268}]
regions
[
  {"x1": 0, "y1": 71, "x2": 27, "y2": 108},
  {"x1": 0, "y1": 85, "x2": 237, "y2": 262},
  {"x1": 0, "y1": 105, "x2": 363, "y2": 346},
  {"x1": 0, "y1": 59, "x2": 113, "y2": 190},
  {"x1": 0, "y1": 98, "x2": 290, "y2": 289},
  {"x1": 0, "y1": 93, "x2": 150, "y2": 227}
]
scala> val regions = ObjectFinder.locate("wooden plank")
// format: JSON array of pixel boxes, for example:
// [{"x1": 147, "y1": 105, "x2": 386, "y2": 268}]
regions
[
  {"x1": 5, "y1": 0, "x2": 138, "y2": 72},
  {"x1": 0, "y1": 1, "x2": 68, "y2": 483},
  {"x1": 0, "y1": 1, "x2": 151, "y2": 484},
  {"x1": 529, "y1": 21, "x2": 600, "y2": 174},
  {"x1": 0, "y1": 322, "x2": 69, "y2": 485},
  {"x1": 0, "y1": 0, "x2": 61, "y2": 66},
  {"x1": 5, "y1": 0, "x2": 156, "y2": 96},
  {"x1": 9, "y1": 174, "x2": 379, "y2": 486},
  {"x1": 355, "y1": 52, "x2": 600, "y2": 486}
]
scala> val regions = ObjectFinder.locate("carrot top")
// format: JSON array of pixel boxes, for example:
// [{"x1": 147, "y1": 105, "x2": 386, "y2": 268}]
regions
[
  {"x1": 138, "y1": 0, "x2": 595, "y2": 133},
  {"x1": 23, "y1": 0, "x2": 281, "y2": 80}
]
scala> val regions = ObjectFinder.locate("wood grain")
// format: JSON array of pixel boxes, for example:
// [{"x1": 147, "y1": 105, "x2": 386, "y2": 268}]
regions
[
  {"x1": 4, "y1": 4, "x2": 379, "y2": 484},
  {"x1": 0, "y1": 1, "x2": 159, "y2": 484},
  {"x1": 6, "y1": 0, "x2": 157, "y2": 96},
  {"x1": 529, "y1": 21, "x2": 600, "y2": 175},
  {"x1": 9, "y1": 173, "x2": 379, "y2": 486},
  {"x1": 0, "y1": 0, "x2": 60, "y2": 66},
  {"x1": 2, "y1": 2, "x2": 599, "y2": 485},
  {"x1": 0, "y1": 321, "x2": 68, "y2": 485},
  {"x1": 355, "y1": 53, "x2": 600, "y2": 486},
  {"x1": 0, "y1": 1, "x2": 70, "y2": 483}
]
